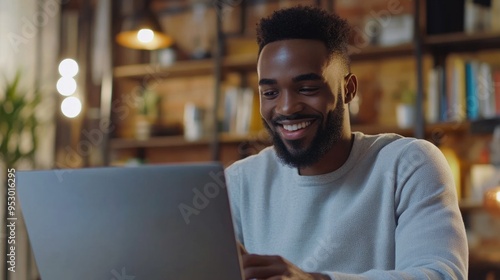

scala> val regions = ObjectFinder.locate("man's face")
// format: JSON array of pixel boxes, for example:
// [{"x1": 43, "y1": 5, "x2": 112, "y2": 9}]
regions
[{"x1": 257, "y1": 39, "x2": 347, "y2": 168}]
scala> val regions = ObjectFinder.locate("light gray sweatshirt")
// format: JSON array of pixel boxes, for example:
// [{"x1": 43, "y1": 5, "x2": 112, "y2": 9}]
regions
[{"x1": 225, "y1": 132, "x2": 468, "y2": 279}]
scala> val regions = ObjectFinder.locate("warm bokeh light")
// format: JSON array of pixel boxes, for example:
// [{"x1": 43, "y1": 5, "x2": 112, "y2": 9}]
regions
[
  {"x1": 56, "y1": 77, "x2": 77, "y2": 96},
  {"x1": 116, "y1": 29, "x2": 173, "y2": 50},
  {"x1": 61, "y1": 96, "x2": 82, "y2": 118},
  {"x1": 137, "y1": 28, "x2": 154, "y2": 43},
  {"x1": 484, "y1": 187, "x2": 500, "y2": 217},
  {"x1": 58, "y1": 58, "x2": 79, "y2": 77},
  {"x1": 441, "y1": 147, "x2": 461, "y2": 198}
]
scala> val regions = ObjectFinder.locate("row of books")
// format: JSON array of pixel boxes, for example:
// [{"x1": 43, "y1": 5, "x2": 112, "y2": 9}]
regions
[
  {"x1": 465, "y1": 0, "x2": 500, "y2": 33},
  {"x1": 222, "y1": 86, "x2": 261, "y2": 135},
  {"x1": 427, "y1": 56, "x2": 500, "y2": 123}
]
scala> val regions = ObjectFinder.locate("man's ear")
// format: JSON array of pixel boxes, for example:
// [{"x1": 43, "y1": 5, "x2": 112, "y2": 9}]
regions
[{"x1": 344, "y1": 73, "x2": 358, "y2": 104}]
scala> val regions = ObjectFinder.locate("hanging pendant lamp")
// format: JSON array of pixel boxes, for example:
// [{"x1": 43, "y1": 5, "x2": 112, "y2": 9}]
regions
[{"x1": 116, "y1": 0, "x2": 173, "y2": 50}]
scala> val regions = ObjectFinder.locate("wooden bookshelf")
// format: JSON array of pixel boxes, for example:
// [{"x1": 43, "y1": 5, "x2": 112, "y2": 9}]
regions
[{"x1": 110, "y1": 1, "x2": 500, "y2": 170}]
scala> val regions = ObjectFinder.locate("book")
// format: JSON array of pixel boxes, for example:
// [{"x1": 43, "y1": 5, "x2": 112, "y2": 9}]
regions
[
  {"x1": 223, "y1": 86, "x2": 256, "y2": 135},
  {"x1": 235, "y1": 87, "x2": 254, "y2": 135},
  {"x1": 249, "y1": 90, "x2": 263, "y2": 133},
  {"x1": 494, "y1": 69, "x2": 500, "y2": 115},
  {"x1": 437, "y1": 66, "x2": 448, "y2": 122},
  {"x1": 478, "y1": 63, "x2": 496, "y2": 118},
  {"x1": 446, "y1": 55, "x2": 467, "y2": 122},
  {"x1": 223, "y1": 86, "x2": 239, "y2": 133},
  {"x1": 493, "y1": 0, "x2": 500, "y2": 31},
  {"x1": 465, "y1": 61, "x2": 480, "y2": 120},
  {"x1": 465, "y1": 0, "x2": 492, "y2": 33},
  {"x1": 426, "y1": 67, "x2": 440, "y2": 124}
]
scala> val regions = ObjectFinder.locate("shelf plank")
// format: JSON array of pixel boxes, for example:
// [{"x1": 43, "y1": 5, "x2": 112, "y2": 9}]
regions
[
  {"x1": 470, "y1": 117, "x2": 500, "y2": 134},
  {"x1": 352, "y1": 124, "x2": 414, "y2": 136},
  {"x1": 222, "y1": 54, "x2": 257, "y2": 72},
  {"x1": 352, "y1": 122, "x2": 472, "y2": 137},
  {"x1": 425, "y1": 121, "x2": 470, "y2": 134},
  {"x1": 424, "y1": 31, "x2": 500, "y2": 52},
  {"x1": 109, "y1": 132, "x2": 269, "y2": 149},
  {"x1": 459, "y1": 199, "x2": 483, "y2": 213},
  {"x1": 109, "y1": 136, "x2": 207, "y2": 149},
  {"x1": 114, "y1": 60, "x2": 214, "y2": 80},
  {"x1": 114, "y1": 54, "x2": 257, "y2": 80},
  {"x1": 350, "y1": 43, "x2": 415, "y2": 61}
]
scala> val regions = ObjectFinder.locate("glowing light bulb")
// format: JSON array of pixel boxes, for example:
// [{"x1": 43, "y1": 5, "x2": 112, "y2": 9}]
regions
[
  {"x1": 137, "y1": 29, "x2": 154, "y2": 43},
  {"x1": 61, "y1": 96, "x2": 82, "y2": 118},
  {"x1": 56, "y1": 77, "x2": 77, "y2": 96},
  {"x1": 496, "y1": 191, "x2": 500, "y2": 203},
  {"x1": 58, "y1": 58, "x2": 79, "y2": 77}
]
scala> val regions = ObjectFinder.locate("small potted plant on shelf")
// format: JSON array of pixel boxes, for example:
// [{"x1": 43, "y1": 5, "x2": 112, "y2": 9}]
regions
[
  {"x1": 392, "y1": 82, "x2": 416, "y2": 129},
  {"x1": 135, "y1": 87, "x2": 159, "y2": 140}
]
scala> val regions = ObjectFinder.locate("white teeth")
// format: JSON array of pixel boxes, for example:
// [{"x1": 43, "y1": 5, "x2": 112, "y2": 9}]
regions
[{"x1": 283, "y1": 121, "x2": 311, "y2": 131}]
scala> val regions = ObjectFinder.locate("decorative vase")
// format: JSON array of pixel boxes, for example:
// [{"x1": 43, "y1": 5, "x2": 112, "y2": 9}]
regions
[{"x1": 396, "y1": 104, "x2": 415, "y2": 129}]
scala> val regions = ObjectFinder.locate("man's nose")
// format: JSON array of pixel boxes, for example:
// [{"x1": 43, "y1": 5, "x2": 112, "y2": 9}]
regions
[{"x1": 275, "y1": 91, "x2": 304, "y2": 116}]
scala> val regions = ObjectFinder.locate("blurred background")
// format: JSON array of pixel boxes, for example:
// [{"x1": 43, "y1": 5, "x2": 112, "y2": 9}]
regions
[{"x1": 1, "y1": 0, "x2": 500, "y2": 279}]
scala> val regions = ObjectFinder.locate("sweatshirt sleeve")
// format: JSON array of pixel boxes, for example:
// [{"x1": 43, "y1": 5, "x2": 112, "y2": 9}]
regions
[{"x1": 323, "y1": 140, "x2": 469, "y2": 280}]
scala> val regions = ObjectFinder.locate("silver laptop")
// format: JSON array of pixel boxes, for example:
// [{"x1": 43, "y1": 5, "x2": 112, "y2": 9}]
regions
[{"x1": 17, "y1": 163, "x2": 243, "y2": 280}]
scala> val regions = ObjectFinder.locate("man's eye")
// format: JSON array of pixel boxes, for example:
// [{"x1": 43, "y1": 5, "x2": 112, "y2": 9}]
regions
[
  {"x1": 261, "y1": 90, "x2": 278, "y2": 98},
  {"x1": 299, "y1": 88, "x2": 318, "y2": 94}
]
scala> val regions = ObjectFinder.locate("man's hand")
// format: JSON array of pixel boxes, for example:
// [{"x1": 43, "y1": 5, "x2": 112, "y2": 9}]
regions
[{"x1": 238, "y1": 243, "x2": 330, "y2": 280}]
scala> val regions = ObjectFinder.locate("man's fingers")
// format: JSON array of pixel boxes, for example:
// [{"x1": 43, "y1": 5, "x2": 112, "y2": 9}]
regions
[
  {"x1": 244, "y1": 265, "x2": 284, "y2": 280},
  {"x1": 242, "y1": 255, "x2": 288, "y2": 279},
  {"x1": 242, "y1": 254, "x2": 284, "y2": 267}
]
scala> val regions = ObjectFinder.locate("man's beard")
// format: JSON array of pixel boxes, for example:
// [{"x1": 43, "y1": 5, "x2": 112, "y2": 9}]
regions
[{"x1": 264, "y1": 93, "x2": 345, "y2": 169}]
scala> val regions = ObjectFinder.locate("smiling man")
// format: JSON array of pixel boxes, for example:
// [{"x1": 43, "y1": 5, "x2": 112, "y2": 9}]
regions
[
  {"x1": 258, "y1": 38, "x2": 352, "y2": 175},
  {"x1": 225, "y1": 6, "x2": 468, "y2": 280}
]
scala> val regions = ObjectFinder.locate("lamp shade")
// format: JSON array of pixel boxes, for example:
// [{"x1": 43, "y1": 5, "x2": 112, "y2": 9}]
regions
[{"x1": 116, "y1": 5, "x2": 173, "y2": 50}]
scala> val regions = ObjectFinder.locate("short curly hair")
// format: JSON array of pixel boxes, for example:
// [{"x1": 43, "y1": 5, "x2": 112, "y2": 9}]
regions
[{"x1": 256, "y1": 5, "x2": 351, "y2": 67}]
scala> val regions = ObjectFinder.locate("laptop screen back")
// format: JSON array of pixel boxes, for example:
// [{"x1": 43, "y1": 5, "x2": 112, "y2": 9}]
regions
[{"x1": 17, "y1": 163, "x2": 243, "y2": 280}]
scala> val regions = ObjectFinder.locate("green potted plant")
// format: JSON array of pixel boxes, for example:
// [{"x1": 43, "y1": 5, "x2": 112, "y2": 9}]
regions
[
  {"x1": 134, "y1": 87, "x2": 159, "y2": 140},
  {"x1": 0, "y1": 71, "x2": 41, "y2": 278},
  {"x1": 0, "y1": 71, "x2": 40, "y2": 171}
]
